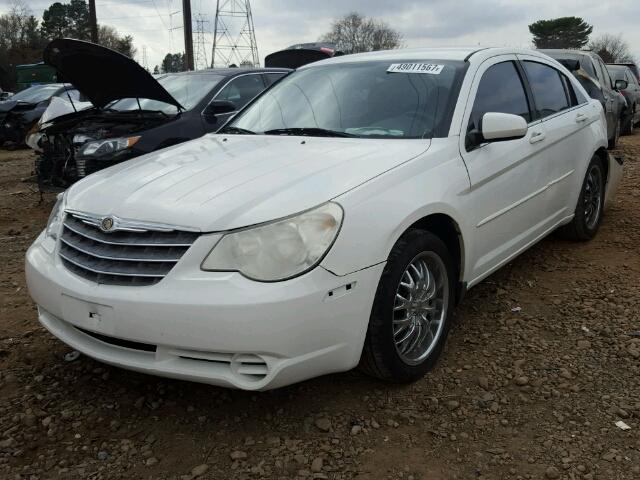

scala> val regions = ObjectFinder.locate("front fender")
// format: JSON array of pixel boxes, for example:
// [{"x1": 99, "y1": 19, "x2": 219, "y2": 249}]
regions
[{"x1": 322, "y1": 141, "x2": 471, "y2": 277}]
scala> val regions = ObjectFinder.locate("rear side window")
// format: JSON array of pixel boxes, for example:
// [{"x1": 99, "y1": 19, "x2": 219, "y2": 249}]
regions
[
  {"x1": 469, "y1": 61, "x2": 531, "y2": 134},
  {"x1": 264, "y1": 72, "x2": 286, "y2": 86},
  {"x1": 559, "y1": 72, "x2": 586, "y2": 106},
  {"x1": 522, "y1": 61, "x2": 570, "y2": 118}
]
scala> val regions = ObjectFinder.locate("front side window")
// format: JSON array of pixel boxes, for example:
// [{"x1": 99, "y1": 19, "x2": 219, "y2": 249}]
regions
[
  {"x1": 522, "y1": 61, "x2": 570, "y2": 118},
  {"x1": 215, "y1": 75, "x2": 266, "y2": 110},
  {"x1": 468, "y1": 61, "x2": 531, "y2": 135},
  {"x1": 607, "y1": 66, "x2": 626, "y2": 82},
  {"x1": 229, "y1": 60, "x2": 465, "y2": 138}
]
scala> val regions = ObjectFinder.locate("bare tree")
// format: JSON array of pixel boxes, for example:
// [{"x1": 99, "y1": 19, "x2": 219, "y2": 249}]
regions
[
  {"x1": 589, "y1": 33, "x2": 635, "y2": 63},
  {"x1": 320, "y1": 12, "x2": 402, "y2": 54}
]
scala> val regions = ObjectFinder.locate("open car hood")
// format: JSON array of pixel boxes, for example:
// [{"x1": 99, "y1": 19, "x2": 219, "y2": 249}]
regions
[{"x1": 44, "y1": 38, "x2": 183, "y2": 110}]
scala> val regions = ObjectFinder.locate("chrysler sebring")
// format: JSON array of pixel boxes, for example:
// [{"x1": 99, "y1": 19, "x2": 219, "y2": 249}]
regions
[{"x1": 26, "y1": 47, "x2": 622, "y2": 390}]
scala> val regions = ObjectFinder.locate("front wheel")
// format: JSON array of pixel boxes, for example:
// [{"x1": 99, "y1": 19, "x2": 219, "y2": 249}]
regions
[
  {"x1": 557, "y1": 155, "x2": 605, "y2": 241},
  {"x1": 360, "y1": 230, "x2": 456, "y2": 383}
]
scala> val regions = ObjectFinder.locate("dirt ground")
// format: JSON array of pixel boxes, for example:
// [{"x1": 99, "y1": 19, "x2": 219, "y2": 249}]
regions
[{"x1": 0, "y1": 135, "x2": 638, "y2": 480}]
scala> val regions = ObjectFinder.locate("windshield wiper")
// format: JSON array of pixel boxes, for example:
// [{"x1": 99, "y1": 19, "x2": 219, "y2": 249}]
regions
[
  {"x1": 263, "y1": 127, "x2": 355, "y2": 138},
  {"x1": 220, "y1": 126, "x2": 256, "y2": 135}
]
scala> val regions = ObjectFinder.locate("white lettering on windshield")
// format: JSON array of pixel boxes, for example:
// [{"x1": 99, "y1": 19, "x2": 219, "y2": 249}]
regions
[{"x1": 387, "y1": 63, "x2": 445, "y2": 74}]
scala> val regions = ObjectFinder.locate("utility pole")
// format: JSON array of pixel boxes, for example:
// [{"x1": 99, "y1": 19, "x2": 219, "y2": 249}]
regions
[
  {"x1": 88, "y1": 0, "x2": 98, "y2": 43},
  {"x1": 182, "y1": 0, "x2": 194, "y2": 70}
]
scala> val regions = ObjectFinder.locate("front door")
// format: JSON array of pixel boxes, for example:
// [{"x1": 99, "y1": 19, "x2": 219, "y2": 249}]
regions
[{"x1": 459, "y1": 56, "x2": 554, "y2": 285}]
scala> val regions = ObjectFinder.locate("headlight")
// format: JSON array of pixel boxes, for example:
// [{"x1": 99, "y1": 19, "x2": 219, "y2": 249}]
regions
[
  {"x1": 42, "y1": 193, "x2": 65, "y2": 254},
  {"x1": 201, "y1": 202, "x2": 343, "y2": 281},
  {"x1": 78, "y1": 136, "x2": 140, "y2": 157}
]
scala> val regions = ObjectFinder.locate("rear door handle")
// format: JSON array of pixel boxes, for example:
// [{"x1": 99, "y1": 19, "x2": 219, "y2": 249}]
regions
[
  {"x1": 575, "y1": 113, "x2": 587, "y2": 123},
  {"x1": 529, "y1": 130, "x2": 546, "y2": 144}
]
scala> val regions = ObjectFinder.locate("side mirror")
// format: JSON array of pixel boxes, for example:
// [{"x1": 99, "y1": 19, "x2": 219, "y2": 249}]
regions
[
  {"x1": 203, "y1": 100, "x2": 236, "y2": 121},
  {"x1": 614, "y1": 79, "x2": 628, "y2": 91},
  {"x1": 481, "y1": 112, "x2": 528, "y2": 142}
]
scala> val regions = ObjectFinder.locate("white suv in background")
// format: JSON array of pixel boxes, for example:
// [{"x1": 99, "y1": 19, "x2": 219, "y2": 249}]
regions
[{"x1": 26, "y1": 47, "x2": 621, "y2": 390}]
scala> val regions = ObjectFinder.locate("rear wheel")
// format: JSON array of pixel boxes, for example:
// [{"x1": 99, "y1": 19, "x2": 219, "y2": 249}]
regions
[
  {"x1": 557, "y1": 155, "x2": 605, "y2": 241},
  {"x1": 360, "y1": 230, "x2": 456, "y2": 383}
]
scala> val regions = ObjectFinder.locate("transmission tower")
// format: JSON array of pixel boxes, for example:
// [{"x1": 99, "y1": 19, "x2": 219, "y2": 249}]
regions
[
  {"x1": 142, "y1": 46, "x2": 149, "y2": 71},
  {"x1": 194, "y1": 14, "x2": 209, "y2": 70},
  {"x1": 211, "y1": 0, "x2": 259, "y2": 68}
]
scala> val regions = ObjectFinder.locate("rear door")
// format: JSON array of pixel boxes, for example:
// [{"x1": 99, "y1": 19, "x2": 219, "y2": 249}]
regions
[
  {"x1": 459, "y1": 55, "x2": 553, "y2": 282},
  {"x1": 518, "y1": 55, "x2": 599, "y2": 219}
]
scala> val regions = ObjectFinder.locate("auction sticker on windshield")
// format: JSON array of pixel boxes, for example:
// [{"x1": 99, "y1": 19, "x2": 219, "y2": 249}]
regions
[{"x1": 387, "y1": 63, "x2": 444, "y2": 74}]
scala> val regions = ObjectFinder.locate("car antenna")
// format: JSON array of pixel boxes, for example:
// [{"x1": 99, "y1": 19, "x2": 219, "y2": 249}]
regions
[{"x1": 63, "y1": 84, "x2": 77, "y2": 113}]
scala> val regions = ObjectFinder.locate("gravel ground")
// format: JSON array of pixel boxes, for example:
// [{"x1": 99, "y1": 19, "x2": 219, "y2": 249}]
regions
[{"x1": 0, "y1": 135, "x2": 638, "y2": 480}]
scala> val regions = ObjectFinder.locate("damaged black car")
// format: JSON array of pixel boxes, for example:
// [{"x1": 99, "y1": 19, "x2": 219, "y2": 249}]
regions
[
  {"x1": 0, "y1": 83, "x2": 78, "y2": 147},
  {"x1": 37, "y1": 39, "x2": 289, "y2": 189}
]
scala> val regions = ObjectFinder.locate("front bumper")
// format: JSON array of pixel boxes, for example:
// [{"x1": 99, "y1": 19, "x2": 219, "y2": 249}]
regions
[{"x1": 26, "y1": 232, "x2": 383, "y2": 390}]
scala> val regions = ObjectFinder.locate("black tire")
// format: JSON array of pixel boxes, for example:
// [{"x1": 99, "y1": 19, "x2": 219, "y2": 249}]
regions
[
  {"x1": 359, "y1": 229, "x2": 456, "y2": 383},
  {"x1": 608, "y1": 118, "x2": 621, "y2": 149},
  {"x1": 621, "y1": 106, "x2": 635, "y2": 135},
  {"x1": 557, "y1": 155, "x2": 605, "y2": 241}
]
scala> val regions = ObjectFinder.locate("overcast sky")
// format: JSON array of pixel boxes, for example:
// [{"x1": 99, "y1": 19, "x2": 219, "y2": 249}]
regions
[{"x1": 4, "y1": 0, "x2": 640, "y2": 69}]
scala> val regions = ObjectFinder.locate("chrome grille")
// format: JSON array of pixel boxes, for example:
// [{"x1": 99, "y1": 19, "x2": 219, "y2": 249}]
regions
[{"x1": 59, "y1": 213, "x2": 199, "y2": 286}]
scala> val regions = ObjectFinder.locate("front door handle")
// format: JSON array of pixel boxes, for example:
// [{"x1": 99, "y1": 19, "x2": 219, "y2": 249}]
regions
[
  {"x1": 575, "y1": 112, "x2": 587, "y2": 123},
  {"x1": 529, "y1": 130, "x2": 546, "y2": 144}
]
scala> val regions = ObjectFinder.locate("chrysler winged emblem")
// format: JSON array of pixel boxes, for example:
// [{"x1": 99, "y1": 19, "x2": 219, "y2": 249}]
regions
[{"x1": 100, "y1": 217, "x2": 115, "y2": 232}]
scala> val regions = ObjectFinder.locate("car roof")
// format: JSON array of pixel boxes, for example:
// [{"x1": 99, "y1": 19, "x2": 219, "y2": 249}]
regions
[
  {"x1": 539, "y1": 49, "x2": 595, "y2": 59},
  {"x1": 300, "y1": 47, "x2": 561, "y2": 68},
  {"x1": 165, "y1": 67, "x2": 290, "y2": 77}
]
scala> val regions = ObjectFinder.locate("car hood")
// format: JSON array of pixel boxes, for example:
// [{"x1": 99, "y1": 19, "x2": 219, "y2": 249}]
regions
[
  {"x1": 66, "y1": 134, "x2": 430, "y2": 231},
  {"x1": 44, "y1": 38, "x2": 182, "y2": 110}
]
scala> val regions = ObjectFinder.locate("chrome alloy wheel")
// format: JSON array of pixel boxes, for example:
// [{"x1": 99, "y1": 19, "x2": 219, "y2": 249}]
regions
[
  {"x1": 393, "y1": 252, "x2": 449, "y2": 365},
  {"x1": 584, "y1": 164, "x2": 603, "y2": 230}
]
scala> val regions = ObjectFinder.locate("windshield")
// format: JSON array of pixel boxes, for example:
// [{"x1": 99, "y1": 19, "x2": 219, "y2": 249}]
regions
[
  {"x1": 109, "y1": 73, "x2": 224, "y2": 113},
  {"x1": 9, "y1": 85, "x2": 61, "y2": 104},
  {"x1": 229, "y1": 60, "x2": 465, "y2": 138}
]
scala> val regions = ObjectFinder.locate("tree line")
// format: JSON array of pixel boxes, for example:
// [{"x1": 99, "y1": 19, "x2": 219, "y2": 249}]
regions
[
  {"x1": 1, "y1": 4, "x2": 636, "y2": 90},
  {"x1": 0, "y1": 0, "x2": 135, "y2": 90},
  {"x1": 321, "y1": 13, "x2": 634, "y2": 64}
]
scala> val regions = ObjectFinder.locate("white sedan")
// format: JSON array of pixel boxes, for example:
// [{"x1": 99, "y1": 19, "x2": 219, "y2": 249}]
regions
[{"x1": 26, "y1": 47, "x2": 622, "y2": 390}]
